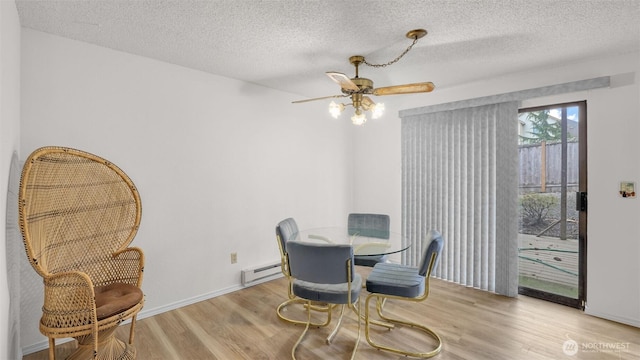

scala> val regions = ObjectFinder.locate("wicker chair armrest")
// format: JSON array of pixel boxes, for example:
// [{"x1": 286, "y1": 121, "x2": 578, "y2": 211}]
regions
[
  {"x1": 41, "y1": 271, "x2": 98, "y2": 331},
  {"x1": 98, "y1": 247, "x2": 144, "y2": 288}
]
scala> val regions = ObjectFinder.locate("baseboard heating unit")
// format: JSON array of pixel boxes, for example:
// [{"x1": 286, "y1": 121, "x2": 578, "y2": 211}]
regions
[{"x1": 241, "y1": 261, "x2": 281, "y2": 285}]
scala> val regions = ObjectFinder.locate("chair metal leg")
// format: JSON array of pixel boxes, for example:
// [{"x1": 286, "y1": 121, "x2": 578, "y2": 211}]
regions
[
  {"x1": 291, "y1": 300, "x2": 313, "y2": 360},
  {"x1": 292, "y1": 299, "x2": 362, "y2": 360},
  {"x1": 350, "y1": 301, "x2": 394, "y2": 329},
  {"x1": 277, "y1": 297, "x2": 333, "y2": 327},
  {"x1": 278, "y1": 280, "x2": 334, "y2": 327},
  {"x1": 326, "y1": 304, "x2": 345, "y2": 344},
  {"x1": 365, "y1": 293, "x2": 442, "y2": 358},
  {"x1": 349, "y1": 297, "x2": 362, "y2": 360}
]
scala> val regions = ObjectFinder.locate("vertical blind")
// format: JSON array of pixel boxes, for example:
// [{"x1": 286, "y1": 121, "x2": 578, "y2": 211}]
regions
[{"x1": 401, "y1": 101, "x2": 519, "y2": 296}]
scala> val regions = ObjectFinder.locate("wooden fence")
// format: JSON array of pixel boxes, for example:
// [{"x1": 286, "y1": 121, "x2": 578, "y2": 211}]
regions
[{"x1": 519, "y1": 141, "x2": 579, "y2": 193}]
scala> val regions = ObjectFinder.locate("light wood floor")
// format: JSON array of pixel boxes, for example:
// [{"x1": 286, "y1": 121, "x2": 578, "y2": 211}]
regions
[{"x1": 23, "y1": 269, "x2": 640, "y2": 360}]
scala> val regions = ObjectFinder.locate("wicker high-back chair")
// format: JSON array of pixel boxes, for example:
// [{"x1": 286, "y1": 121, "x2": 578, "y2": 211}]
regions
[{"x1": 18, "y1": 146, "x2": 145, "y2": 360}]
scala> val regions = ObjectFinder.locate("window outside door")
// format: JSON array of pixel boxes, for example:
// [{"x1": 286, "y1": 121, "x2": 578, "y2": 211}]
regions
[{"x1": 517, "y1": 101, "x2": 587, "y2": 309}]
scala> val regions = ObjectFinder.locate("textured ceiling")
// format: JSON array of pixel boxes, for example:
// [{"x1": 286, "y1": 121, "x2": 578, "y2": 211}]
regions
[{"x1": 15, "y1": 0, "x2": 640, "y2": 100}]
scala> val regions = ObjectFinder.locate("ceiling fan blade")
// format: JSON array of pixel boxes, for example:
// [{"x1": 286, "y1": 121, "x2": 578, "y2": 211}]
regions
[
  {"x1": 372, "y1": 82, "x2": 435, "y2": 96},
  {"x1": 326, "y1": 72, "x2": 360, "y2": 91},
  {"x1": 292, "y1": 94, "x2": 348, "y2": 104}
]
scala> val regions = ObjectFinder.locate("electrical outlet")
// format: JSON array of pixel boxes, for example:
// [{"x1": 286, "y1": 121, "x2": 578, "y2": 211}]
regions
[{"x1": 230, "y1": 252, "x2": 238, "y2": 264}]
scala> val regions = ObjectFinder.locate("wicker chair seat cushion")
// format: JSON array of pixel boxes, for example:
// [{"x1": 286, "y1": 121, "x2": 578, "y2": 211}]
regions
[{"x1": 95, "y1": 283, "x2": 143, "y2": 320}]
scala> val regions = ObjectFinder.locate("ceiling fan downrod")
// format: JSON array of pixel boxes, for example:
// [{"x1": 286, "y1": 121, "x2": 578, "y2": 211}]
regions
[{"x1": 349, "y1": 55, "x2": 364, "y2": 78}]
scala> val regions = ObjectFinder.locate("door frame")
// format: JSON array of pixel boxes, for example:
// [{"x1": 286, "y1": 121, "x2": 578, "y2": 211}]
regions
[{"x1": 517, "y1": 100, "x2": 587, "y2": 309}]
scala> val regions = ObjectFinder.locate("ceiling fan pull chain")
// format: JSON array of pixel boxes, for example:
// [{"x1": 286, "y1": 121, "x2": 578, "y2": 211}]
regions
[{"x1": 363, "y1": 36, "x2": 420, "y2": 68}]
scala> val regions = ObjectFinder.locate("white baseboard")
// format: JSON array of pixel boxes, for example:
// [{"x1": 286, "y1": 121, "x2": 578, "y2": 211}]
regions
[
  {"x1": 585, "y1": 307, "x2": 640, "y2": 328},
  {"x1": 22, "y1": 338, "x2": 74, "y2": 356}
]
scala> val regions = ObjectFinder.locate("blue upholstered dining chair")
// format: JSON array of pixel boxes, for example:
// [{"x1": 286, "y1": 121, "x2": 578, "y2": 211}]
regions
[
  {"x1": 364, "y1": 230, "x2": 444, "y2": 358},
  {"x1": 275, "y1": 218, "x2": 333, "y2": 327},
  {"x1": 347, "y1": 213, "x2": 391, "y2": 267},
  {"x1": 286, "y1": 241, "x2": 362, "y2": 360}
]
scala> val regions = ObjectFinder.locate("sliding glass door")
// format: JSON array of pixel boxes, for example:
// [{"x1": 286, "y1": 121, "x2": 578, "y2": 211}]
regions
[{"x1": 517, "y1": 101, "x2": 587, "y2": 309}]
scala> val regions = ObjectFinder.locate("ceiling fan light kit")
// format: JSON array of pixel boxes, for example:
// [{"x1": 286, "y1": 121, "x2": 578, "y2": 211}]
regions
[{"x1": 293, "y1": 29, "x2": 434, "y2": 126}]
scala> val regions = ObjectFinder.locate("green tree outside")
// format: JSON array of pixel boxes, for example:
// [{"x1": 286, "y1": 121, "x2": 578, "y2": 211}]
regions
[{"x1": 519, "y1": 110, "x2": 562, "y2": 144}]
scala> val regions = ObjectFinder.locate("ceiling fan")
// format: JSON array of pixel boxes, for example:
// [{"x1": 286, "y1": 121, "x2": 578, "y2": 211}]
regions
[{"x1": 293, "y1": 29, "x2": 435, "y2": 125}]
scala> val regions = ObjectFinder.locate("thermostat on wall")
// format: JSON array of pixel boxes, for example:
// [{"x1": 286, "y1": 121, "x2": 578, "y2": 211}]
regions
[{"x1": 619, "y1": 181, "x2": 636, "y2": 198}]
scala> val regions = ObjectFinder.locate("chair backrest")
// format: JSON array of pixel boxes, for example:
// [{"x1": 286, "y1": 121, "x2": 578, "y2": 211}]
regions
[
  {"x1": 347, "y1": 213, "x2": 390, "y2": 239},
  {"x1": 418, "y1": 230, "x2": 444, "y2": 277},
  {"x1": 18, "y1": 147, "x2": 141, "y2": 278},
  {"x1": 276, "y1": 217, "x2": 299, "y2": 256},
  {"x1": 287, "y1": 241, "x2": 355, "y2": 284}
]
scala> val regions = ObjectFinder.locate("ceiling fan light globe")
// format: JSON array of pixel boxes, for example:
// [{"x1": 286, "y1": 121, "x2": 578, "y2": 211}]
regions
[
  {"x1": 371, "y1": 103, "x2": 385, "y2": 119},
  {"x1": 329, "y1": 101, "x2": 344, "y2": 119},
  {"x1": 351, "y1": 112, "x2": 367, "y2": 126}
]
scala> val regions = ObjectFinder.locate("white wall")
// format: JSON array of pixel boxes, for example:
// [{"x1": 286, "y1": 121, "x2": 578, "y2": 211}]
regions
[
  {"x1": 20, "y1": 28, "x2": 354, "y2": 351},
  {"x1": 352, "y1": 52, "x2": 640, "y2": 327},
  {"x1": 1, "y1": 0, "x2": 22, "y2": 358},
  {"x1": 14, "y1": 22, "x2": 640, "y2": 354}
]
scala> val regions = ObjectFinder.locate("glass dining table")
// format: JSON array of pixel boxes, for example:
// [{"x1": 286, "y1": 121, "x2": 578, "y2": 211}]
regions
[
  {"x1": 289, "y1": 227, "x2": 411, "y2": 257},
  {"x1": 285, "y1": 226, "x2": 409, "y2": 333}
]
